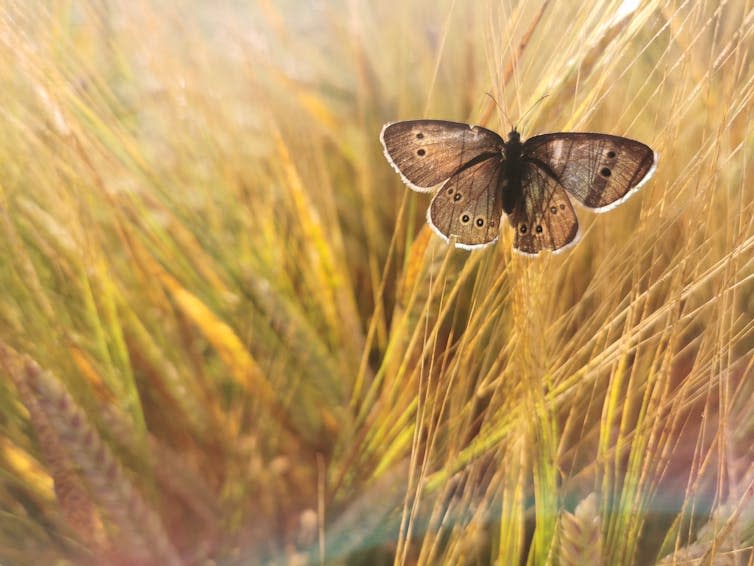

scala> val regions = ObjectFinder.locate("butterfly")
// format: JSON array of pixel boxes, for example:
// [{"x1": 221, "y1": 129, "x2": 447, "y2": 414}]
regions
[{"x1": 380, "y1": 120, "x2": 657, "y2": 254}]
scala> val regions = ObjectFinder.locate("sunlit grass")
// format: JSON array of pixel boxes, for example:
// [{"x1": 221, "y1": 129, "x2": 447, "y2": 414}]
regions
[{"x1": 0, "y1": 0, "x2": 752, "y2": 564}]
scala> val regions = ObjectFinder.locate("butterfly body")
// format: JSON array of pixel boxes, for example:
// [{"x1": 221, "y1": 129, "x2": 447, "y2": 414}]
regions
[
  {"x1": 498, "y1": 129, "x2": 523, "y2": 214},
  {"x1": 380, "y1": 120, "x2": 657, "y2": 254}
]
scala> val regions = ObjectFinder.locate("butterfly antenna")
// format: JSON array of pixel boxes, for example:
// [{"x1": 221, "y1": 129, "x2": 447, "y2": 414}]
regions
[
  {"x1": 484, "y1": 92, "x2": 512, "y2": 132},
  {"x1": 518, "y1": 93, "x2": 550, "y2": 133}
]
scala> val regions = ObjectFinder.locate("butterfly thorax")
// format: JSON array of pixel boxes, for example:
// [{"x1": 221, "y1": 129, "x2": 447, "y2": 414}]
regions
[{"x1": 501, "y1": 129, "x2": 524, "y2": 214}]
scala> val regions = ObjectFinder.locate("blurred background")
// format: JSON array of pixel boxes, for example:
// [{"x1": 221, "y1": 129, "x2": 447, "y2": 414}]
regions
[{"x1": 0, "y1": 0, "x2": 752, "y2": 564}]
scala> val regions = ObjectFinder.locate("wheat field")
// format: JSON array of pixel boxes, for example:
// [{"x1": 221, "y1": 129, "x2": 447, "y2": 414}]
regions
[{"x1": 0, "y1": 1, "x2": 752, "y2": 564}]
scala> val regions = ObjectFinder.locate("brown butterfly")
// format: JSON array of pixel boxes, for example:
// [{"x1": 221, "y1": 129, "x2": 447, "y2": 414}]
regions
[{"x1": 380, "y1": 120, "x2": 657, "y2": 254}]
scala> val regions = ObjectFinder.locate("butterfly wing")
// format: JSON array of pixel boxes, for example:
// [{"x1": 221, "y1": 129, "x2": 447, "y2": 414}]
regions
[
  {"x1": 380, "y1": 120, "x2": 504, "y2": 192},
  {"x1": 508, "y1": 162, "x2": 580, "y2": 255},
  {"x1": 427, "y1": 155, "x2": 504, "y2": 249},
  {"x1": 522, "y1": 133, "x2": 657, "y2": 210}
]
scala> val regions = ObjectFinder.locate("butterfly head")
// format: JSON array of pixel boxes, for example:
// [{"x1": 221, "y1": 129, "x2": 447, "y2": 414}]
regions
[{"x1": 507, "y1": 128, "x2": 521, "y2": 143}]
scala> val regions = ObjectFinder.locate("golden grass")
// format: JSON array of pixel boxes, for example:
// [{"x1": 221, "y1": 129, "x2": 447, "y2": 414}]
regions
[{"x1": 0, "y1": 0, "x2": 752, "y2": 564}]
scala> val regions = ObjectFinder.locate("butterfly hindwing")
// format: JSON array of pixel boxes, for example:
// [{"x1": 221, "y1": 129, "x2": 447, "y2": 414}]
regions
[
  {"x1": 380, "y1": 120, "x2": 504, "y2": 192},
  {"x1": 508, "y1": 162, "x2": 580, "y2": 255},
  {"x1": 522, "y1": 133, "x2": 656, "y2": 210},
  {"x1": 427, "y1": 155, "x2": 504, "y2": 249}
]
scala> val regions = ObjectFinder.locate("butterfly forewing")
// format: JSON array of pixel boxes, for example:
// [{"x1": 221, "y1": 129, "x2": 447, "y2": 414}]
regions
[
  {"x1": 380, "y1": 120, "x2": 504, "y2": 192},
  {"x1": 522, "y1": 133, "x2": 656, "y2": 210},
  {"x1": 508, "y1": 163, "x2": 580, "y2": 255},
  {"x1": 428, "y1": 155, "x2": 504, "y2": 248}
]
